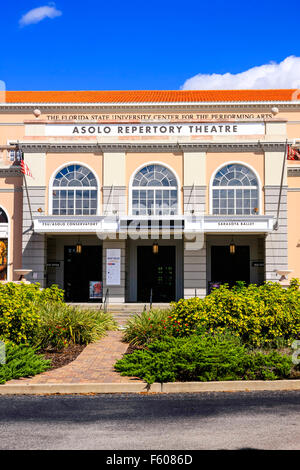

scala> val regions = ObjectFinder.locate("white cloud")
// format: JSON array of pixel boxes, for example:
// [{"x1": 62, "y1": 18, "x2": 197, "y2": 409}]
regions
[
  {"x1": 181, "y1": 56, "x2": 300, "y2": 90},
  {"x1": 19, "y1": 4, "x2": 62, "y2": 27}
]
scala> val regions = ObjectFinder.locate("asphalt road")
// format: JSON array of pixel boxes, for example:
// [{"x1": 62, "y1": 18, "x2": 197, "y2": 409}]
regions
[{"x1": 0, "y1": 391, "x2": 299, "y2": 450}]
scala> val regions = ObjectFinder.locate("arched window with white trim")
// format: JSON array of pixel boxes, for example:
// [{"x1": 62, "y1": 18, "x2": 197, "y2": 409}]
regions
[
  {"x1": 211, "y1": 163, "x2": 259, "y2": 215},
  {"x1": 131, "y1": 164, "x2": 178, "y2": 216},
  {"x1": 52, "y1": 164, "x2": 98, "y2": 215}
]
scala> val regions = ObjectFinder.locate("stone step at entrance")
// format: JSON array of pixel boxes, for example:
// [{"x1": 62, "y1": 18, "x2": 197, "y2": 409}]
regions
[
  {"x1": 68, "y1": 302, "x2": 172, "y2": 326},
  {"x1": 68, "y1": 302, "x2": 171, "y2": 313}
]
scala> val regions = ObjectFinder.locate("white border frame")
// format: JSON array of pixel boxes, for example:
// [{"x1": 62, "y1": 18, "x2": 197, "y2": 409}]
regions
[
  {"x1": 209, "y1": 161, "x2": 262, "y2": 216},
  {"x1": 0, "y1": 205, "x2": 10, "y2": 281},
  {"x1": 48, "y1": 161, "x2": 101, "y2": 216},
  {"x1": 128, "y1": 161, "x2": 182, "y2": 216}
]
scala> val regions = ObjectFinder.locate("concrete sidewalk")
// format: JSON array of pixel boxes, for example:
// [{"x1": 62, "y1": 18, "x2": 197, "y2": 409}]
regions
[{"x1": 1, "y1": 329, "x2": 300, "y2": 394}]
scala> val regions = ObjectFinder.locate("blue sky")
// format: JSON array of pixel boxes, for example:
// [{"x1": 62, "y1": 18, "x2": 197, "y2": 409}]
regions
[{"x1": 1, "y1": 0, "x2": 300, "y2": 90}]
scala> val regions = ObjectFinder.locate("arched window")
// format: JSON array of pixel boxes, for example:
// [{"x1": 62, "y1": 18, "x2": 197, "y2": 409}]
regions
[
  {"x1": 211, "y1": 163, "x2": 259, "y2": 215},
  {"x1": 132, "y1": 164, "x2": 178, "y2": 216},
  {"x1": 0, "y1": 207, "x2": 8, "y2": 223},
  {"x1": 52, "y1": 164, "x2": 98, "y2": 215}
]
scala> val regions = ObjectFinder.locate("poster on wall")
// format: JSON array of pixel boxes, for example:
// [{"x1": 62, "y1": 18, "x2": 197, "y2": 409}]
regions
[
  {"x1": 89, "y1": 281, "x2": 102, "y2": 299},
  {"x1": 0, "y1": 239, "x2": 7, "y2": 281},
  {"x1": 106, "y1": 249, "x2": 121, "y2": 286}
]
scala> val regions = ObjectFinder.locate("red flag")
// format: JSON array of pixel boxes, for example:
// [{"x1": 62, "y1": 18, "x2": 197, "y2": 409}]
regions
[
  {"x1": 20, "y1": 159, "x2": 34, "y2": 178},
  {"x1": 287, "y1": 145, "x2": 300, "y2": 161}
]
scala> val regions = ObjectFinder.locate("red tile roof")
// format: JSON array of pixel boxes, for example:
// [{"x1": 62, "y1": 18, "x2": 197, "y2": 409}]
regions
[{"x1": 4, "y1": 89, "x2": 298, "y2": 104}]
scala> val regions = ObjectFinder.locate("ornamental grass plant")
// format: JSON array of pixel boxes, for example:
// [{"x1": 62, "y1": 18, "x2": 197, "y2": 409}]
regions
[
  {"x1": 122, "y1": 308, "x2": 173, "y2": 346},
  {"x1": 34, "y1": 302, "x2": 118, "y2": 350}
]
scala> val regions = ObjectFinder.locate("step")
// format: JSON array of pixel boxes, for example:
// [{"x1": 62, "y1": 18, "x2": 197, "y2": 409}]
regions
[{"x1": 68, "y1": 303, "x2": 171, "y2": 314}]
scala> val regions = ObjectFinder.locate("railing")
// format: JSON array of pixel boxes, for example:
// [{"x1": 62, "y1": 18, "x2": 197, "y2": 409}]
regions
[
  {"x1": 103, "y1": 288, "x2": 109, "y2": 313},
  {"x1": 143, "y1": 288, "x2": 153, "y2": 313}
]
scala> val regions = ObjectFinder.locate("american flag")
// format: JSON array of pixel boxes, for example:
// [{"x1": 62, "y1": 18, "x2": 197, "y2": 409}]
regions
[
  {"x1": 287, "y1": 145, "x2": 300, "y2": 161},
  {"x1": 20, "y1": 159, "x2": 34, "y2": 178}
]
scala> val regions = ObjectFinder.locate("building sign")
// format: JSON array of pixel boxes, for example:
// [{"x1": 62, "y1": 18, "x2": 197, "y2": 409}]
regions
[
  {"x1": 34, "y1": 218, "x2": 104, "y2": 233},
  {"x1": 46, "y1": 113, "x2": 274, "y2": 122},
  {"x1": 47, "y1": 262, "x2": 60, "y2": 267},
  {"x1": 45, "y1": 122, "x2": 265, "y2": 137},
  {"x1": 252, "y1": 261, "x2": 265, "y2": 267},
  {"x1": 106, "y1": 249, "x2": 121, "y2": 286},
  {"x1": 203, "y1": 216, "x2": 274, "y2": 233}
]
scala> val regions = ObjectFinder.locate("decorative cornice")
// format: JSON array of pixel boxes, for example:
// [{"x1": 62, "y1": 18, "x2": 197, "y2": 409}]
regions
[
  {"x1": 1, "y1": 102, "x2": 300, "y2": 112},
  {"x1": 0, "y1": 165, "x2": 22, "y2": 177},
  {"x1": 16, "y1": 141, "x2": 287, "y2": 153}
]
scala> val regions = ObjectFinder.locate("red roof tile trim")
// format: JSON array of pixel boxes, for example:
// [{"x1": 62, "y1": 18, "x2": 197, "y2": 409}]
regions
[{"x1": 4, "y1": 89, "x2": 297, "y2": 104}]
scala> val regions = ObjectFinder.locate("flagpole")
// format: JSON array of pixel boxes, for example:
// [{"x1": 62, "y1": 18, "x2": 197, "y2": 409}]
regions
[
  {"x1": 20, "y1": 150, "x2": 34, "y2": 227},
  {"x1": 274, "y1": 139, "x2": 288, "y2": 231}
]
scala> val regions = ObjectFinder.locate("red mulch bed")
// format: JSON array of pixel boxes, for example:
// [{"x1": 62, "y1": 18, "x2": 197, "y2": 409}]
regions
[{"x1": 38, "y1": 344, "x2": 86, "y2": 370}]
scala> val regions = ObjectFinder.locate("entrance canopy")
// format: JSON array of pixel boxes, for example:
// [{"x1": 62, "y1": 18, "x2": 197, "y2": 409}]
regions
[{"x1": 33, "y1": 214, "x2": 274, "y2": 235}]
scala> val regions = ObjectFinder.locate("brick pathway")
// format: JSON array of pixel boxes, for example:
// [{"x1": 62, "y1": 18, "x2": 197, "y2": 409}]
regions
[{"x1": 7, "y1": 331, "x2": 142, "y2": 385}]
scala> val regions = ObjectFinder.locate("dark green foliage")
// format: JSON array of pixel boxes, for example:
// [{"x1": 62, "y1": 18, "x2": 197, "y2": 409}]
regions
[
  {"x1": 115, "y1": 333, "x2": 293, "y2": 384},
  {"x1": 0, "y1": 342, "x2": 51, "y2": 384}
]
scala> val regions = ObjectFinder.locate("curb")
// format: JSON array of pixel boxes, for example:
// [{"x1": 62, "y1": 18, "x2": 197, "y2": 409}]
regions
[{"x1": 1, "y1": 379, "x2": 300, "y2": 394}]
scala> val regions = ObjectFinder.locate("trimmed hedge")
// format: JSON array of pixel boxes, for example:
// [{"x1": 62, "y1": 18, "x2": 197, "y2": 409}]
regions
[
  {"x1": 115, "y1": 333, "x2": 293, "y2": 384},
  {"x1": 0, "y1": 342, "x2": 51, "y2": 384}
]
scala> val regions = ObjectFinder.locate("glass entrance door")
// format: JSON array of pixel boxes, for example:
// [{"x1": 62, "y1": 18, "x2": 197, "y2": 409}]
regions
[
  {"x1": 64, "y1": 246, "x2": 102, "y2": 302},
  {"x1": 137, "y1": 246, "x2": 176, "y2": 302},
  {"x1": 210, "y1": 245, "x2": 250, "y2": 289}
]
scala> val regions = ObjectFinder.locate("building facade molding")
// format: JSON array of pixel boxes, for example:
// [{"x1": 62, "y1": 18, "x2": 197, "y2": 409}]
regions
[
  {"x1": 0, "y1": 166, "x2": 22, "y2": 177},
  {"x1": 2, "y1": 102, "x2": 300, "y2": 113},
  {"x1": 288, "y1": 167, "x2": 300, "y2": 177},
  {"x1": 16, "y1": 141, "x2": 288, "y2": 153}
]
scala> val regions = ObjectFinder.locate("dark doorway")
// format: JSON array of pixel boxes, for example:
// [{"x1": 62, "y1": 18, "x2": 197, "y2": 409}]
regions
[
  {"x1": 137, "y1": 246, "x2": 176, "y2": 302},
  {"x1": 64, "y1": 246, "x2": 102, "y2": 302},
  {"x1": 210, "y1": 245, "x2": 250, "y2": 289}
]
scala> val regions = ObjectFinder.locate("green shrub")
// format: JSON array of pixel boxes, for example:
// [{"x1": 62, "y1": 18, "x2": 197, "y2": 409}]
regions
[
  {"x1": 34, "y1": 303, "x2": 118, "y2": 349},
  {"x1": 169, "y1": 280, "x2": 300, "y2": 347},
  {"x1": 123, "y1": 309, "x2": 172, "y2": 346},
  {"x1": 0, "y1": 342, "x2": 51, "y2": 384},
  {"x1": 37, "y1": 284, "x2": 64, "y2": 304},
  {"x1": 0, "y1": 283, "x2": 41, "y2": 344},
  {"x1": 115, "y1": 333, "x2": 293, "y2": 384},
  {"x1": 0, "y1": 283, "x2": 65, "y2": 345}
]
